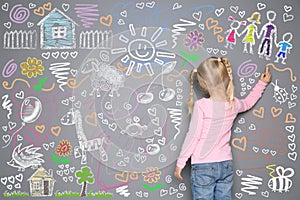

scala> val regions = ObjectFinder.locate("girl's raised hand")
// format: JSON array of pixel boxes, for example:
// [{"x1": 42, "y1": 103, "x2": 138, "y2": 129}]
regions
[{"x1": 260, "y1": 66, "x2": 272, "y2": 84}]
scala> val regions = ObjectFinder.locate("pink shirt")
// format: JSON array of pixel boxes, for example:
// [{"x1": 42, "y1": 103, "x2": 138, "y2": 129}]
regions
[{"x1": 176, "y1": 80, "x2": 268, "y2": 169}]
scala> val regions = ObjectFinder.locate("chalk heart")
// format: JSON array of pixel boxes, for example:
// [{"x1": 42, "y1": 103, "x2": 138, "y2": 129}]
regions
[
  {"x1": 236, "y1": 170, "x2": 243, "y2": 176},
  {"x1": 35, "y1": 125, "x2": 45, "y2": 133},
  {"x1": 288, "y1": 134, "x2": 295, "y2": 142},
  {"x1": 169, "y1": 187, "x2": 178, "y2": 195},
  {"x1": 214, "y1": 26, "x2": 223, "y2": 35},
  {"x1": 4, "y1": 22, "x2": 11, "y2": 29},
  {"x1": 115, "y1": 171, "x2": 129, "y2": 182},
  {"x1": 252, "y1": 146, "x2": 259, "y2": 153},
  {"x1": 206, "y1": 18, "x2": 219, "y2": 30},
  {"x1": 232, "y1": 136, "x2": 247, "y2": 151},
  {"x1": 85, "y1": 112, "x2": 98, "y2": 126},
  {"x1": 253, "y1": 107, "x2": 264, "y2": 119},
  {"x1": 215, "y1": 8, "x2": 224, "y2": 17},
  {"x1": 43, "y1": 2, "x2": 52, "y2": 11},
  {"x1": 15, "y1": 91, "x2": 24, "y2": 99},
  {"x1": 271, "y1": 107, "x2": 282, "y2": 118},
  {"x1": 1, "y1": 3, "x2": 9, "y2": 11},
  {"x1": 235, "y1": 193, "x2": 243, "y2": 199},
  {"x1": 51, "y1": 126, "x2": 61, "y2": 137},
  {"x1": 129, "y1": 172, "x2": 138, "y2": 180},
  {"x1": 217, "y1": 35, "x2": 224, "y2": 43},
  {"x1": 136, "y1": 191, "x2": 143, "y2": 198},
  {"x1": 160, "y1": 189, "x2": 168, "y2": 197},
  {"x1": 34, "y1": 7, "x2": 44, "y2": 16},
  {"x1": 15, "y1": 174, "x2": 23, "y2": 182},
  {"x1": 1, "y1": 177, "x2": 7, "y2": 185},
  {"x1": 288, "y1": 152, "x2": 297, "y2": 161},
  {"x1": 173, "y1": 3, "x2": 182, "y2": 10},
  {"x1": 257, "y1": 3, "x2": 266, "y2": 10},
  {"x1": 261, "y1": 191, "x2": 269, "y2": 198},
  {"x1": 286, "y1": 113, "x2": 296, "y2": 123},
  {"x1": 100, "y1": 14, "x2": 112, "y2": 27},
  {"x1": 177, "y1": 193, "x2": 184, "y2": 198}
]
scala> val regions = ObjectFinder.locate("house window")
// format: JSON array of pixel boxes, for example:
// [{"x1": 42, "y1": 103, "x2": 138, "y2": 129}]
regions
[
  {"x1": 52, "y1": 26, "x2": 67, "y2": 39},
  {"x1": 33, "y1": 181, "x2": 40, "y2": 191}
]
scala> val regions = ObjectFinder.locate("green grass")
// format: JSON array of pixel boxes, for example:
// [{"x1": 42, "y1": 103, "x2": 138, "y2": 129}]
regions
[
  {"x1": 3, "y1": 191, "x2": 29, "y2": 198},
  {"x1": 88, "y1": 191, "x2": 113, "y2": 198},
  {"x1": 55, "y1": 190, "x2": 81, "y2": 197},
  {"x1": 55, "y1": 190, "x2": 113, "y2": 198}
]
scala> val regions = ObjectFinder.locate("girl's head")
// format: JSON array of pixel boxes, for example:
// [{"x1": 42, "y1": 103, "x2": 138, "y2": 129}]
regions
[
  {"x1": 187, "y1": 57, "x2": 235, "y2": 114},
  {"x1": 247, "y1": 12, "x2": 261, "y2": 24}
]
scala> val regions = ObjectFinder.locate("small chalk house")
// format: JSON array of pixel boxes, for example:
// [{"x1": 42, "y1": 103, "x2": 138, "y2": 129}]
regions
[
  {"x1": 28, "y1": 167, "x2": 55, "y2": 197},
  {"x1": 37, "y1": 8, "x2": 78, "y2": 49}
]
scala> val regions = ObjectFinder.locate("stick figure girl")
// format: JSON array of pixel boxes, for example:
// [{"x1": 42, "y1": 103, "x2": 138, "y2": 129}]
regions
[
  {"x1": 224, "y1": 16, "x2": 246, "y2": 49},
  {"x1": 240, "y1": 12, "x2": 261, "y2": 54}
]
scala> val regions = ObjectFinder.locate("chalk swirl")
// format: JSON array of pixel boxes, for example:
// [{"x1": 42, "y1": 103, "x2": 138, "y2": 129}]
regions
[
  {"x1": 2, "y1": 59, "x2": 17, "y2": 78},
  {"x1": 9, "y1": 4, "x2": 30, "y2": 24},
  {"x1": 237, "y1": 60, "x2": 257, "y2": 78}
]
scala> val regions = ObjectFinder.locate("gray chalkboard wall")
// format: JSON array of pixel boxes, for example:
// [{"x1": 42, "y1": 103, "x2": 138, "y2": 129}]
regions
[{"x1": 0, "y1": 0, "x2": 299, "y2": 199}]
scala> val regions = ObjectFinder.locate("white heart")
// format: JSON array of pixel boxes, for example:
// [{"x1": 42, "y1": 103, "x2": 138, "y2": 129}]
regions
[
  {"x1": 2, "y1": 135, "x2": 10, "y2": 143},
  {"x1": 68, "y1": 176, "x2": 73, "y2": 182},
  {"x1": 236, "y1": 170, "x2": 243, "y2": 176},
  {"x1": 8, "y1": 176, "x2": 14, "y2": 184},
  {"x1": 172, "y1": 3, "x2": 182, "y2": 10},
  {"x1": 62, "y1": 3, "x2": 70, "y2": 12},
  {"x1": 288, "y1": 152, "x2": 297, "y2": 161},
  {"x1": 43, "y1": 143, "x2": 49, "y2": 150},
  {"x1": 1, "y1": 177, "x2": 7, "y2": 185},
  {"x1": 15, "y1": 91, "x2": 24, "y2": 99},
  {"x1": 14, "y1": 183, "x2": 21, "y2": 189},
  {"x1": 215, "y1": 8, "x2": 225, "y2": 17},
  {"x1": 284, "y1": 5, "x2": 292, "y2": 13},
  {"x1": 63, "y1": 177, "x2": 68, "y2": 182},
  {"x1": 253, "y1": 146, "x2": 259, "y2": 153},
  {"x1": 15, "y1": 174, "x2": 23, "y2": 182},
  {"x1": 192, "y1": 11, "x2": 202, "y2": 21},
  {"x1": 257, "y1": 3, "x2": 266, "y2": 11},
  {"x1": 198, "y1": 24, "x2": 205, "y2": 30},
  {"x1": 230, "y1": 6, "x2": 239, "y2": 13},
  {"x1": 41, "y1": 52, "x2": 50, "y2": 59}
]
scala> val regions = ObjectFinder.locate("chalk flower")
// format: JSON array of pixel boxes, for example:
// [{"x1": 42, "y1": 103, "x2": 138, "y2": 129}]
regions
[
  {"x1": 20, "y1": 57, "x2": 44, "y2": 78},
  {"x1": 56, "y1": 140, "x2": 72, "y2": 157},
  {"x1": 142, "y1": 166, "x2": 161, "y2": 183},
  {"x1": 185, "y1": 30, "x2": 205, "y2": 50}
]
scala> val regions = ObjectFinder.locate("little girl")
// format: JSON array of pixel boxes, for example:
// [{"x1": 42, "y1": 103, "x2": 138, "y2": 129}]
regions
[{"x1": 174, "y1": 57, "x2": 271, "y2": 200}]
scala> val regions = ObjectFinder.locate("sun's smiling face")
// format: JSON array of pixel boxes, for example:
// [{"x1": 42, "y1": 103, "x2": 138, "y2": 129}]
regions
[
  {"x1": 128, "y1": 39, "x2": 155, "y2": 61},
  {"x1": 111, "y1": 25, "x2": 175, "y2": 76}
]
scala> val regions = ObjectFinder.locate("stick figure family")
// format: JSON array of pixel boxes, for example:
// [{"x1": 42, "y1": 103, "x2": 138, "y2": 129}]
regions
[{"x1": 224, "y1": 10, "x2": 293, "y2": 64}]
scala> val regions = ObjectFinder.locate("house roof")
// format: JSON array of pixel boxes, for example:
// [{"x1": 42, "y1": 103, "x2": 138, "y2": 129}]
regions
[
  {"x1": 27, "y1": 167, "x2": 55, "y2": 181},
  {"x1": 37, "y1": 8, "x2": 79, "y2": 26}
]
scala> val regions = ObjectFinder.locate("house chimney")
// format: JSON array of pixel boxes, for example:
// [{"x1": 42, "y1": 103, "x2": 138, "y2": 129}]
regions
[{"x1": 48, "y1": 169, "x2": 53, "y2": 177}]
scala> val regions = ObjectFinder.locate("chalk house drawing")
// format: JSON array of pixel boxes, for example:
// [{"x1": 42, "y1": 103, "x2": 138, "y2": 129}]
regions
[
  {"x1": 28, "y1": 167, "x2": 55, "y2": 197},
  {"x1": 37, "y1": 8, "x2": 78, "y2": 49}
]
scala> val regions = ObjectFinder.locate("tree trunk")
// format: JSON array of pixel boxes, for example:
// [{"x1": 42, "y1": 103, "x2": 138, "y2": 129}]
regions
[{"x1": 80, "y1": 181, "x2": 87, "y2": 197}]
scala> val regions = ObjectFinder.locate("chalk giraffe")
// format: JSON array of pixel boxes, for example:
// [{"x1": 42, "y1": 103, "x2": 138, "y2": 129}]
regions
[{"x1": 61, "y1": 109, "x2": 108, "y2": 164}]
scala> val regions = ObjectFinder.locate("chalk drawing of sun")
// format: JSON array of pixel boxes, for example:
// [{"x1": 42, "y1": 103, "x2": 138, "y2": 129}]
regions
[{"x1": 111, "y1": 24, "x2": 175, "y2": 76}]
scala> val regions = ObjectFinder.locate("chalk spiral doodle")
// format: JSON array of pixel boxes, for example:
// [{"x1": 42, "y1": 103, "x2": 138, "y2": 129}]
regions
[
  {"x1": 99, "y1": 50, "x2": 110, "y2": 62},
  {"x1": 2, "y1": 59, "x2": 17, "y2": 78},
  {"x1": 9, "y1": 4, "x2": 30, "y2": 24},
  {"x1": 237, "y1": 60, "x2": 258, "y2": 78}
]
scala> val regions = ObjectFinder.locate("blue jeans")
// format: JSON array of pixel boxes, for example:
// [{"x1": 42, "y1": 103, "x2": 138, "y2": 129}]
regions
[{"x1": 190, "y1": 160, "x2": 233, "y2": 200}]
